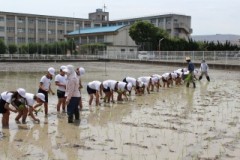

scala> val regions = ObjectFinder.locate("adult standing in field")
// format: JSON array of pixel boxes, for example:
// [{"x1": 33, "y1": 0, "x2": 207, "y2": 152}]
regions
[
  {"x1": 76, "y1": 67, "x2": 85, "y2": 111},
  {"x1": 55, "y1": 66, "x2": 67, "y2": 113},
  {"x1": 63, "y1": 65, "x2": 81, "y2": 123},
  {"x1": 0, "y1": 88, "x2": 26, "y2": 128},
  {"x1": 37, "y1": 67, "x2": 55, "y2": 116},
  {"x1": 87, "y1": 80, "x2": 103, "y2": 106},
  {"x1": 185, "y1": 57, "x2": 196, "y2": 88},
  {"x1": 199, "y1": 60, "x2": 210, "y2": 82}
]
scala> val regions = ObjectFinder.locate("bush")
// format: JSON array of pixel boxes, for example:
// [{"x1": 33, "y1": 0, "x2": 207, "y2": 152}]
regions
[
  {"x1": 8, "y1": 44, "x2": 18, "y2": 54},
  {"x1": 0, "y1": 39, "x2": 7, "y2": 54}
]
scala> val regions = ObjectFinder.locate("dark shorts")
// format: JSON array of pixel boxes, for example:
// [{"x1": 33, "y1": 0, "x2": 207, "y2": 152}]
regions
[
  {"x1": 87, "y1": 85, "x2": 97, "y2": 94},
  {"x1": 57, "y1": 90, "x2": 65, "y2": 98},
  {"x1": 103, "y1": 87, "x2": 110, "y2": 93},
  {"x1": 0, "y1": 97, "x2": 7, "y2": 114},
  {"x1": 162, "y1": 78, "x2": 167, "y2": 82},
  {"x1": 38, "y1": 88, "x2": 48, "y2": 103}
]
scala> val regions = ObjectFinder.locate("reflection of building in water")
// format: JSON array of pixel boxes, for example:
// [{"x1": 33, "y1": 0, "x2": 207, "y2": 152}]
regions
[{"x1": 0, "y1": 9, "x2": 192, "y2": 45}]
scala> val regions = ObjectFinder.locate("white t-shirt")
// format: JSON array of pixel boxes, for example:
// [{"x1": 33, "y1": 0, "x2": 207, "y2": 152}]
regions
[
  {"x1": 117, "y1": 81, "x2": 127, "y2": 92},
  {"x1": 162, "y1": 73, "x2": 171, "y2": 80},
  {"x1": 55, "y1": 74, "x2": 67, "y2": 91},
  {"x1": 25, "y1": 93, "x2": 35, "y2": 107},
  {"x1": 171, "y1": 72, "x2": 178, "y2": 79},
  {"x1": 125, "y1": 77, "x2": 136, "y2": 86},
  {"x1": 151, "y1": 74, "x2": 162, "y2": 83},
  {"x1": 174, "y1": 70, "x2": 182, "y2": 76},
  {"x1": 40, "y1": 75, "x2": 52, "y2": 91},
  {"x1": 102, "y1": 80, "x2": 117, "y2": 90},
  {"x1": 138, "y1": 76, "x2": 151, "y2": 86},
  {"x1": 88, "y1": 81, "x2": 102, "y2": 91},
  {"x1": 0, "y1": 91, "x2": 13, "y2": 103},
  {"x1": 151, "y1": 77, "x2": 159, "y2": 84}
]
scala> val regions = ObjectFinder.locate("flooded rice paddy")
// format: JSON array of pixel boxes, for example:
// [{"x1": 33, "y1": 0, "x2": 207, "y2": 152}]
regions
[{"x1": 0, "y1": 62, "x2": 240, "y2": 160}]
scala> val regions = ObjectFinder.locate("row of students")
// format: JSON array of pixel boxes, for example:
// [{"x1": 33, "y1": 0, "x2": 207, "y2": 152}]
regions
[{"x1": 1, "y1": 59, "x2": 210, "y2": 127}]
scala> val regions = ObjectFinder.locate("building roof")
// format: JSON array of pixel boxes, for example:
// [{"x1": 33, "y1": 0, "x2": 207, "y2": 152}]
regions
[{"x1": 68, "y1": 25, "x2": 126, "y2": 35}]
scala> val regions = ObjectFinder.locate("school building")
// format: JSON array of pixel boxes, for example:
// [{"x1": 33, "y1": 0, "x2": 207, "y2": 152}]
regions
[{"x1": 0, "y1": 9, "x2": 192, "y2": 49}]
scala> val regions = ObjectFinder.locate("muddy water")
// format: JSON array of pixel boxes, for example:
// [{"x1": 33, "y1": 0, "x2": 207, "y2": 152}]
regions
[{"x1": 0, "y1": 62, "x2": 240, "y2": 160}]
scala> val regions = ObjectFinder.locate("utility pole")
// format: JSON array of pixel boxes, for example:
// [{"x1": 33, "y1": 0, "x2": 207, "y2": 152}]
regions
[{"x1": 158, "y1": 38, "x2": 164, "y2": 51}]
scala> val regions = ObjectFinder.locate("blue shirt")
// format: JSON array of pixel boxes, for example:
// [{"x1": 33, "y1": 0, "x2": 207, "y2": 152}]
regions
[{"x1": 188, "y1": 62, "x2": 195, "y2": 72}]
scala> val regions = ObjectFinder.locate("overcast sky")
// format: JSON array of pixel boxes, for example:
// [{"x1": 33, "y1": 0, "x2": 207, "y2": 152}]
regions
[{"x1": 1, "y1": 0, "x2": 239, "y2": 35}]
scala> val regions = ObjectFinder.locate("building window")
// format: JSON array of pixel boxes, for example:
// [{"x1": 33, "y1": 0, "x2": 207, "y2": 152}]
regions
[
  {"x1": 38, "y1": 19, "x2": 46, "y2": 24},
  {"x1": 18, "y1": 28, "x2": 25, "y2": 33},
  {"x1": 7, "y1": 37, "x2": 14, "y2": 43},
  {"x1": 7, "y1": 27, "x2": 15, "y2": 32},
  {"x1": 151, "y1": 19, "x2": 156, "y2": 24},
  {"x1": 39, "y1": 38, "x2": 45, "y2": 43},
  {"x1": 67, "y1": 21, "x2": 73, "y2": 26},
  {"x1": 117, "y1": 22, "x2": 122, "y2": 25},
  {"x1": 130, "y1": 49, "x2": 134, "y2": 52},
  {"x1": 48, "y1": 20, "x2": 55, "y2": 25},
  {"x1": 7, "y1": 17, "x2": 15, "y2": 22},
  {"x1": 0, "y1": 26, "x2": 5, "y2": 32},
  {"x1": 18, "y1": 17, "x2": 25, "y2": 23},
  {"x1": 89, "y1": 36, "x2": 95, "y2": 43},
  {"x1": 102, "y1": 23, "x2": 107, "y2": 27},
  {"x1": 28, "y1": 18, "x2": 35, "y2": 24},
  {"x1": 38, "y1": 29, "x2": 46, "y2": 34},
  {"x1": 48, "y1": 38, "x2": 55, "y2": 43},
  {"x1": 58, "y1": 20, "x2": 64, "y2": 26},
  {"x1": 97, "y1": 36, "x2": 104, "y2": 43},
  {"x1": 121, "y1": 49, "x2": 125, "y2": 52},
  {"x1": 94, "y1": 24, "x2": 101, "y2": 27},
  {"x1": 0, "y1": 17, "x2": 4, "y2": 22},
  {"x1": 17, "y1": 37, "x2": 25, "y2": 43},
  {"x1": 58, "y1": 30, "x2": 64, "y2": 34},
  {"x1": 48, "y1": 29, "x2": 55, "y2": 34},
  {"x1": 28, "y1": 38, "x2": 35, "y2": 43},
  {"x1": 28, "y1": 28, "x2": 35, "y2": 33}
]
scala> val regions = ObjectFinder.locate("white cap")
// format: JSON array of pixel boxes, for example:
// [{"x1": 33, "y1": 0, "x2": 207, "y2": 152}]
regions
[
  {"x1": 17, "y1": 88, "x2": 26, "y2": 98},
  {"x1": 48, "y1": 67, "x2": 55, "y2": 76},
  {"x1": 127, "y1": 83, "x2": 132, "y2": 91},
  {"x1": 60, "y1": 66, "x2": 66, "y2": 71},
  {"x1": 36, "y1": 93, "x2": 45, "y2": 102},
  {"x1": 185, "y1": 57, "x2": 191, "y2": 61},
  {"x1": 63, "y1": 68, "x2": 69, "y2": 73},
  {"x1": 79, "y1": 67, "x2": 85, "y2": 75}
]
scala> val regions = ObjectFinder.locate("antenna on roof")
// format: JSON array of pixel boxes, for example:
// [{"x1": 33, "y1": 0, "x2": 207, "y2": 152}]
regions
[{"x1": 103, "y1": 3, "x2": 107, "y2": 12}]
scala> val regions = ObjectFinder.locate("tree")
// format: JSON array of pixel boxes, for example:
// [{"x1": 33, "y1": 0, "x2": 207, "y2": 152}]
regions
[
  {"x1": 129, "y1": 21, "x2": 159, "y2": 50},
  {"x1": 8, "y1": 44, "x2": 18, "y2": 54},
  {"x1": 129, "y1": 21, "x2": 169, "y2": 50},
  {"x1": 0, "y1": 39, "x2": 7, "y2": 54},
  {"x1": 66, "y1": 38, "x2": 76, "y2": 54}
]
